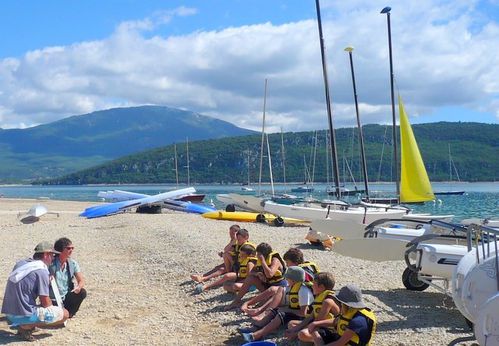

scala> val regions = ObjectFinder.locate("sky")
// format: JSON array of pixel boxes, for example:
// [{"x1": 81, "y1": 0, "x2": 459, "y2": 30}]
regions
[{"x1": 0, "y1": 0, "x2": 498, "y2": 132}]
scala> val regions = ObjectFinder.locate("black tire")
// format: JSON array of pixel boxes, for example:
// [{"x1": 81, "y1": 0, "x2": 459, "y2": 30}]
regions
[
  {"x1": 225, "y1": 204, "x2": 236, "y2": 212},
  {"x1": 273, "y1": 217, "x2": 285, "y2": 227},
  {"x1": 402, "y1": 267, "x2": 430, "y2": 291},
  {"x1": 256, "y1": 214, "x2": 266, "y2": 223},
  {"x1": 136, "y1": 205, "x2": 162, "y2": 214}
]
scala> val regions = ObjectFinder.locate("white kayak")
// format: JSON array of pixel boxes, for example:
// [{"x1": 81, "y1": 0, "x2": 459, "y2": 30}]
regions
[{"x1": 19, "y1": 204, "x2": 48, "y2": 224}]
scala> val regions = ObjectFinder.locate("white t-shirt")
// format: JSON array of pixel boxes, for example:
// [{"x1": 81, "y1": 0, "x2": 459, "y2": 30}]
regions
[{"x1": 283, "y1": 284, "x2": 314, "y2": 307}]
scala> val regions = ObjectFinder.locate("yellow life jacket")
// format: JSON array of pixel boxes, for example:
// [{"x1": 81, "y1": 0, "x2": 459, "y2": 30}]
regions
[
  {"x1": 337, "y1": 308, "x2": 377, "y2": 346},
  {"x1": 299, "y1": 261, "x2": 320, "y2": 283},
  {"x1": 308, "y1": 289, "x2": 336, "y2": 324},
  {"x1": 238, "y1": 256, "x2": 257, "y2": 279},
  {"x1": 287, "y1": 282, "x2": 304, "y2": 310},
  {"x1": 255, "y1": 252, "x2": 286, "y2": 284},
  {"x1": 231, "y1": 241, "x2": 256, "y2": 260}
]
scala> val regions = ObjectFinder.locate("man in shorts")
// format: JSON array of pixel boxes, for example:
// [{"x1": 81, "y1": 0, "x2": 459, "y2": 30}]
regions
[{"x1": 1, "y1": 241, "x2": 69, "y2": 341}]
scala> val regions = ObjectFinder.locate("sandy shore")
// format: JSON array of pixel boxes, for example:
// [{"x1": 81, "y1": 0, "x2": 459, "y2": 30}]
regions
[{"x1": 0, "y1": 198, "x2": 477, "y2": 345}]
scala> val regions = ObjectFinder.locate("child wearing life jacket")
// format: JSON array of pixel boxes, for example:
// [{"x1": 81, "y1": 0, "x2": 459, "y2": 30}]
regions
[
  {"x1": 283, "y1": 248, "x2": 320, "y2": 282},
  {"x1": 240, "y1": 266, "x2": 314, "y2": 343},
  {"x1": 285, "y1": 272, "x2": 340, "y2": 342},
  {"x1": 310, "y1": 284, "x2": 377, "y2": 346},
  {"x1": 225, "y1": 242, "x2": 286, "y2": 310},
  {"x1": 241, "y1": 248, "x2": 319, "y2": 318},
  {"x1": 190, "y1": 225, "x2": 246, "y2": 284},
  {"x1": 194, "y1": 243, "x2": 257, "y2": 294}
]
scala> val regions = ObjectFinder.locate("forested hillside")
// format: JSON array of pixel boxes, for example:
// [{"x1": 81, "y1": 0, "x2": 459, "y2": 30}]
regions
[
  {"x1": 0, "y1": 105, "x2": 255, "y2": 182},
  {"x1": 43, "y1": 122, "x2": 498, "y2": 184}
]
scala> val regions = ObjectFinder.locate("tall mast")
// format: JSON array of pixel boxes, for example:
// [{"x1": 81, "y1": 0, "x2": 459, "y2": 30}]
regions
[
  {"x1": 186, "y1": 137, "x2": 190, "y2": 186},
  {"x1": 174, "y1": 143, "x2": 179, "y2": 188},
  {"x1": 266, "y1": 133, "x2": 275, "y2": 196},
  {"x1": 258, "y1": 78, "x2": 268, "y2": 196},
  {"x1": 280, "y1": 128, "x2": 287, "y2": 187},
  {"x1": 247, "y1": 149, "x2": 251, "y2": 185},
  {"x1": 314, "y1": 0, "x2": 341, "y2": 199},
  {"x1": 381, "y1": 6, "x2": 399, "y2": 199},
  {"x1": 344, "y1": 47, "x2": 370, "y2": 200},
  {"x1": 448, "y1": 143, "x2": 452, "y2": 181}
]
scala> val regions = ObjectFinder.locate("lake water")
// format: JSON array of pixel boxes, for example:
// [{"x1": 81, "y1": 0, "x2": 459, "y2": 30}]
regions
[{"x1": 1, "y1": 182, "x2": 497, "y2": 221}]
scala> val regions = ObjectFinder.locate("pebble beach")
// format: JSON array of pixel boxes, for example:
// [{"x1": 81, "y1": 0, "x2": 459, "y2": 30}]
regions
[{"x1": 0, "y1": 198, "x2": 477, "y2": 345}]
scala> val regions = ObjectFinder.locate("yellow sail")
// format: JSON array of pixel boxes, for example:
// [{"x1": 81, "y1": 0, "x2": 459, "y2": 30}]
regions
[{"x1": 399, "y1": 95, "x2": 435, "y2": 203}]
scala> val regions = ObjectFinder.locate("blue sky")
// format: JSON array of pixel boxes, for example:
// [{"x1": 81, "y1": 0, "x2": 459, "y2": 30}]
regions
[{"x1": 0, "y1": 0, "x2": 498, "y2": 131}]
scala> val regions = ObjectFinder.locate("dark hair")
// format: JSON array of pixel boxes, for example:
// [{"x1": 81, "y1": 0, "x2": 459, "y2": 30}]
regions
[
  {"x1": 314, "y1": 272, "x2": 335, "y2": 290},
  {"x1": 54, "y1": 237, "x2": 72, "y2": 252},
  {"x1": 237, "y1": 228, "x2": 249, "y2": 238},
  {"x1": 256, "y1": 242, "x2": 273, "y2": 258},
  {"x1": 33, "y1": 253, "x2": 44, "y2": 260},
  {"x1": 239, "y1": 244, "x2": 256, "y2": 256},
  {"x1": 230, "y1": 224, "x2": 241, "y2": 232},
  {"x1": 283, "y1": 248, "x2": 304, "y2": 264}
]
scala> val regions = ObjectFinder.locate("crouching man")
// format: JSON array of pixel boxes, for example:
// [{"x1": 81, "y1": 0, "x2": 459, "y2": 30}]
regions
[{"x1": 1, "y1": 241, "x2": 69, "y2": 341}]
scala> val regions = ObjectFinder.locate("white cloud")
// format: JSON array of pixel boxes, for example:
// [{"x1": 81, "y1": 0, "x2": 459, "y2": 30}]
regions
[{"x1": 0, "y1": 1, "x2": 497, "y2": 130}]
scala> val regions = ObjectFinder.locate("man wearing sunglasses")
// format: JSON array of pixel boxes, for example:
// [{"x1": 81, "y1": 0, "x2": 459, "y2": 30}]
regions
[
  {"x1": 2, "y1": 241, "x2": 69, "y2": 341},
  {"x1": 49, "y1": 237, "x2": 87, "y2": 318}
]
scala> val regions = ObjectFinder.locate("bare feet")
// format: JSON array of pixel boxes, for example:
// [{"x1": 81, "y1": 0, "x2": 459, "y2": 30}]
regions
[
  {"x1": 190, "y1": 274, "x2": 204, "y2": 283},
  {"x1": 240, "y1": 302, "x2": 249, "y2": 313}
]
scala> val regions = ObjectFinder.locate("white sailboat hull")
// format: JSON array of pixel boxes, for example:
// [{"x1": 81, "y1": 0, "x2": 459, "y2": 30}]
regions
[
  {"x1": 227, "y1": 193, "x2": 265, "y2": 213},
  {"x1": 265, "y1": 201, "x2": 406, "y2": 223}
]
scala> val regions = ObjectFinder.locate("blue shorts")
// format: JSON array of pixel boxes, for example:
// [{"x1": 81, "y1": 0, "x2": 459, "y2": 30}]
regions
[
  {"x1": 264, "y1": 280, "x2": 288, "y2": 289},
  {"x1": 6, "y1": 305, "x2": 64, "y2": 326},
  {"x1": 6, "y1": 313, "x2": 40, "y2": 326}
]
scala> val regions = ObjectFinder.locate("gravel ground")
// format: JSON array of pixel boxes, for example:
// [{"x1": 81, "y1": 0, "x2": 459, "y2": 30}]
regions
[{"x1": 0, "y1": 198, "x2": 478, "y2": 345}]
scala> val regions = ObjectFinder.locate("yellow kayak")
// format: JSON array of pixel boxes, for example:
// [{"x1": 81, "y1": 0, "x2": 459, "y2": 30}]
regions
[{"x1": 201, "y1": 210, "x2": 307, "y2": 226}]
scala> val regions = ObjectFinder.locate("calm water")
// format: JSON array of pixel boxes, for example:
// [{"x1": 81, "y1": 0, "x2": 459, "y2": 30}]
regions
[{"x1": 1, "y1": 182, "x2": 497, "y2": 221}]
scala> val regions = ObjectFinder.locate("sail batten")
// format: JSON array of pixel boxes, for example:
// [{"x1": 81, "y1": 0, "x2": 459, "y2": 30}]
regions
[{"x1": 399, "y1": 95, "x2": 435, "y2": 203}]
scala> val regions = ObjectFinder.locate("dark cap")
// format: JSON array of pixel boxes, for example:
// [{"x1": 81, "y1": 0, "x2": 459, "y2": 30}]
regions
[
  {"x1": 335, "y1": 284, "x2": 366, "y2": 309},
  {"x1": 34, "y1": 241, "x2": 60, "y2": 254}
]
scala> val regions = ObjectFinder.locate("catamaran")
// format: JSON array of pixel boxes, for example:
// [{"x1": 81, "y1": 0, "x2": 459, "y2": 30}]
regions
[{"x1": 264, "y1": 0, "x2": 410, "y2": 224}]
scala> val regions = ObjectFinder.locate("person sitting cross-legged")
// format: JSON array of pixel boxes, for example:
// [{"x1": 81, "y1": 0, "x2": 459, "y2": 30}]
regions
[{"x1": 240, "y1": 266, "x2": 314, "y2": 343}]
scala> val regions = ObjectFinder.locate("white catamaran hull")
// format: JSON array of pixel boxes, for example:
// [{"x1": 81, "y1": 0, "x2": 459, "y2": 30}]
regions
[{"x1": 264, "y1": 201, "x2": 407, "y2": 223}]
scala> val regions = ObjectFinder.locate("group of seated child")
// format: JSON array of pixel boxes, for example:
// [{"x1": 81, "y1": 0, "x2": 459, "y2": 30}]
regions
[{"x1": 190, "y1": 224, "x2": 377, "y2": 346}]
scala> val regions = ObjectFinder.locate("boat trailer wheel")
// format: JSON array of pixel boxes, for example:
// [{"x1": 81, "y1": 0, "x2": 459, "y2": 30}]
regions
[
  {"x1": 225, "y1": 204, "x2": 236, "y2": 212},
  {"x1": 256, "y1": 214, "x2": 266, "y2": 223},
  {"x1": 273, "y1": 217, "x2": 285, "y2": 227},
  {"x1": 402, "y1": 267, "x2": 430, "y2": 291}
]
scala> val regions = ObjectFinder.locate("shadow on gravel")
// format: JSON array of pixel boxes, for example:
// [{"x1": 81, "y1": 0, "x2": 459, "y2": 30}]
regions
[
  {"x1": 198, "y1": 293, "x2": 233, "y2": 305},
  {"x1": 221, "y1": 334, "x2": 245, "y2": 345},
  {"x1": 363, "y1": 288, "x2": 472, "y2": 334},
  {"x1": 0, "y1": 328, "x2": 54, "y2": 345},
  {"x1": 178, "y1": 280, "x2": 192, "y2": 287},
  {"x1": 293, "y1": 242, "x2": 328, "y2": 250}
]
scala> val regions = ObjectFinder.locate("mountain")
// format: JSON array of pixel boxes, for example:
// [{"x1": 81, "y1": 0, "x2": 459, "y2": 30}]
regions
[
  {"x1": 43, "y1": 122, "x2": 499, "y2": 185},
  {"x1": 0, "y1": 106, "x2": 256, "y2": 182}
]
